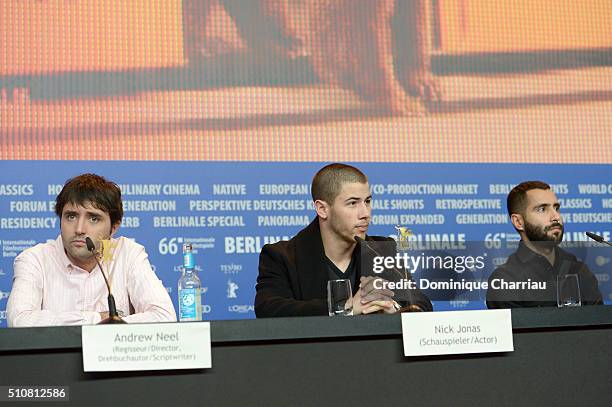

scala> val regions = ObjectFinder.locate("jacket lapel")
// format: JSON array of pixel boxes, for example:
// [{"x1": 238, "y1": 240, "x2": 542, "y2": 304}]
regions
[{"x1": 294, "y1": 219, "x2": 329, "y2": 300}]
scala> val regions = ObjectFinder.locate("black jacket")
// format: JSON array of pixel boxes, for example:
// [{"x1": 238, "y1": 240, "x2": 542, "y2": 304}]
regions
[{"x1": 255, "y1": 218, "x2": 432, "y2": 317}]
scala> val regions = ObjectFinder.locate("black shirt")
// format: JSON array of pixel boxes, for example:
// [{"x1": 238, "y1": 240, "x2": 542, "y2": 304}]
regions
[
  {"x1": 324, "y1": 250, "x2": 359, "y2": 296},
  {"x1": 486, "y1": 241, "x2": 603, "y2": 308}
]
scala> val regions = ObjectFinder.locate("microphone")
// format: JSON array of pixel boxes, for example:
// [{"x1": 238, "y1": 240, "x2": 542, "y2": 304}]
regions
[
  {"x1": 355, "y1": 236, "x2": 406, "y2": 279},
  {"x1": 86, "y1": 237, "x2": 126, "y2": 324},
  {"x1": 585, "y1": 232, "x2": 612, "y2": 247}
]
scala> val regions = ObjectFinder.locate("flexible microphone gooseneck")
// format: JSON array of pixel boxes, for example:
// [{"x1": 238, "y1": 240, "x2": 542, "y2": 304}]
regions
[
  {"x1": 354, "y1": 236, "x2": 423, "y2": 312},
  {"x1": 85, "y1": 237, "x2": 126, "y2": 324}
]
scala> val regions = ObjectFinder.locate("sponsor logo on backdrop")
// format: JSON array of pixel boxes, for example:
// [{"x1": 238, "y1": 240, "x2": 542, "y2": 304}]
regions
[
  {"x1": 227, "y1": 280, "x2": 239, "y2": 299},
  {"x1": 492, "y1": 257, "x2": 508, "y2": 266},
  {"x1": 450, "y1": 300, "x2": 470, "y2": 308},
  {"x1": 228, "y1": 305, "x2": 254, "y2": 314},
  {"x1": 172, "y1": 265, "x2": 203, "y2": 273},
  {"x1": 1, "y1": 239, "x2": 39, "y2": 258},
  {"x1": 595, "y1": 256, "x2": 610, "y2": 267},
  {"x1": 0, "y1": 291, "x2": 9, "y2": 301},
  {"x1": 0, "y1": 311, "x2": 6, "y2": 321},
  {"x1": 220, "y1": 263, "x2": 243, "y2": 274},
  {"x1": 202, "y1": 304, "x2": 212, "y2": 314},
  {"x1": 158, "y1": 237, "x2": 215, "y2": 255}
]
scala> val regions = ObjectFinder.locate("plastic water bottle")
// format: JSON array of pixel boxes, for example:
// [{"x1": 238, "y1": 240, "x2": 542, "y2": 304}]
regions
[{"x1": 178, "y1": 243, "x2": 202, "y2": 321}]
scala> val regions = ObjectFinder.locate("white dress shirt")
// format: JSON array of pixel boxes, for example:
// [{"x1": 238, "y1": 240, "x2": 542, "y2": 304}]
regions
[{"x1": 7, "y1": 235, "x2": 176, "y2": 326}]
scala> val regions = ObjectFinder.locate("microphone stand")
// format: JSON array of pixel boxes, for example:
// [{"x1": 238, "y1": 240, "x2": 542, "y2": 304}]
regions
[
  {"x1": 355, "y1": 236, "x2": 423, "y2": 311},
  {"x1": 86, "y1": 237, "x2": 126, "y2": 324}
]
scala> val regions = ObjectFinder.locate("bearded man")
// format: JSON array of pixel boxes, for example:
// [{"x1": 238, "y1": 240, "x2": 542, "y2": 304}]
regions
[{"x1": 486, "y1": 181, "x2": 603, "y2": 308}]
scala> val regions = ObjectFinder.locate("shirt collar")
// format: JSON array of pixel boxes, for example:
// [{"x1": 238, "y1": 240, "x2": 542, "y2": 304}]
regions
[{"x1": 516, "y1": 240, "x2": 570, "y2": 264}]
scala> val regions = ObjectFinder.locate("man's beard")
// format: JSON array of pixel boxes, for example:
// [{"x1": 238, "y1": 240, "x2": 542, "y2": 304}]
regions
[{"x1": 524, "y1": 220, "x2": 564, "y2": 245}]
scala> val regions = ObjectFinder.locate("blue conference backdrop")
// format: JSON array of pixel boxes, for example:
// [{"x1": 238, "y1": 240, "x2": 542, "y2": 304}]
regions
[{"x1": 1, "y1": 161, "x2": 611, "y2": 326}]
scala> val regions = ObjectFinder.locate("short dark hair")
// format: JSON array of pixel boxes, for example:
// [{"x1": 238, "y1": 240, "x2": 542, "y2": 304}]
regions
[
  {"x1": 55, "y1": 173, "x2": 123, "y2": 226},
  {"x1": 311, "y1": 163, "x2": 368, "y2": 204},
  {"x1": 507, "y1": 181, "x2": 551, "y2": 216}
]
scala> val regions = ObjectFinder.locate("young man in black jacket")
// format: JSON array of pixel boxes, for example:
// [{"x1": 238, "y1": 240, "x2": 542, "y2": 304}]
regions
[{"x1": 255, "y1": 163, "x2": 432, "y2": 317}]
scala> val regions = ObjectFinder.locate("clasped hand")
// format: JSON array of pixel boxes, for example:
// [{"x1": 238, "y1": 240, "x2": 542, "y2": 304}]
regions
[{"x1": 352, "y1": 276, "x2": 397, "y2": 315}]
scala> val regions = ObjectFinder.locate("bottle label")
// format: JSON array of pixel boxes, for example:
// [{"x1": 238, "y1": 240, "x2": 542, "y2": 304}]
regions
[
  {"x1": 183, "y1": 253, "x2": 195, "y2": 269},
  {"x1": 179, "y1": 288, "x2": 200, "y2": 321}
]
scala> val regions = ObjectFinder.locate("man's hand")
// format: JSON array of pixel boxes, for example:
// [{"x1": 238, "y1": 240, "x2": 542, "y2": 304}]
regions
[
  {"x1": 359, "y1": 276, "x2": 394, "y2": 302},
  {"x1": 352, "y1": 276, "x2": 398, "y2": 315},
  {"x1": 361, "y1": 299, "x2": 396, "y2": 314}
]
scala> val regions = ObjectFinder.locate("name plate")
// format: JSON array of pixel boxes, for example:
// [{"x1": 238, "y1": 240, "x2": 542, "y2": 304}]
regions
[
  {"x1": 401, "y1": 309, "x2": 513, "y2": 356},
  {"x1": 82, "y1": 322, "x2": 212, "y2": 372}
]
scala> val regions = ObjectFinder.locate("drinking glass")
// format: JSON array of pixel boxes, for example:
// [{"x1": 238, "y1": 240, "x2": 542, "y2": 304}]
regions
[
  {"x1": 327, "y1": 279, "x2": 353, "y2": 316},
  {"x1": 557, "y1": 274, "x2": 581, "y2": 307}
]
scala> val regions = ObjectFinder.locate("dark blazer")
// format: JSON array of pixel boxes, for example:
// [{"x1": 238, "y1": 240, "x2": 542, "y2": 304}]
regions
[{"x1": 255, "y1": 218, "x2": 432, "y2": 317}]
